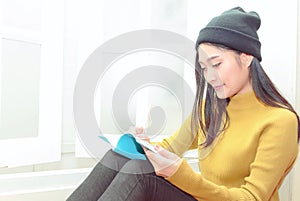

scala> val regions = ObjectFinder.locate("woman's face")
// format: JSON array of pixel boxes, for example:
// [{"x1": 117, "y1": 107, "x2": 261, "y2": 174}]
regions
[{"x1": 197, "y1": 43, "x2": 253, "y2": 99}]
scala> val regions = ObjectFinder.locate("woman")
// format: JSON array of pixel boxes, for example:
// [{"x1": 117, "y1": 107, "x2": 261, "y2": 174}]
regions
[{"x1": 67, "y1": 7, "x2": 299, "y2": 201}]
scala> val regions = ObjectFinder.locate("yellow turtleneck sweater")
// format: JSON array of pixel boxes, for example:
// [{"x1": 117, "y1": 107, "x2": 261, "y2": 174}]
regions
[{"x1": 158, "y1": 91, "x2": 298, "y2": 201}]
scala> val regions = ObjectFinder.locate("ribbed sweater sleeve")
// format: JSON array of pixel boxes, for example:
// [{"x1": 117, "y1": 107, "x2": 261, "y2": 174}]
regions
[{"x1": 157, "y1": 115, "x2": 198, "y2": 157}]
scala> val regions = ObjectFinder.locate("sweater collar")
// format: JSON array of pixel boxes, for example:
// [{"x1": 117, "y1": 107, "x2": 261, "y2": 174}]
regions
[{"x1": 227, "y1": 90, "x2": 262, "y2": 110}]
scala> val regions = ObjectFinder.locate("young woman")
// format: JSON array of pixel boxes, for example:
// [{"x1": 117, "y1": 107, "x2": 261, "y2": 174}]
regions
[{"x1": 67, "y1": 7, "x2": 299, "y2": 201}]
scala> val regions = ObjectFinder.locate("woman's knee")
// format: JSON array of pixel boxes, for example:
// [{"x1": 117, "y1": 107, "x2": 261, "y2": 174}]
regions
[
  {"x1": 100, "y1": 150, "x2": 130, "y2": 171},
  {"x1": 120, "y1": 159, "x2": 154, "y2": 174}
]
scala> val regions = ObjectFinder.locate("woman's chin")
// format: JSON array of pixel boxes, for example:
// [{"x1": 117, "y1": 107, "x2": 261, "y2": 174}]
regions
[{"x1": 215, "y1": 91, "x2": 228, "y2": 99}]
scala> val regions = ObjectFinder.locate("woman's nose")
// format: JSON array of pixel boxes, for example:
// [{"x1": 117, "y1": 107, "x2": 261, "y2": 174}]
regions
[{"x1": 205, "y1": 67, "x2": 218, "y2": 83}]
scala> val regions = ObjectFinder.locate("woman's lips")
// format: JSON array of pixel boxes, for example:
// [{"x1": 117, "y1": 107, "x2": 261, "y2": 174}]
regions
[{"x1": 213, "y1": 84, "x2": 224, "y2": 91}]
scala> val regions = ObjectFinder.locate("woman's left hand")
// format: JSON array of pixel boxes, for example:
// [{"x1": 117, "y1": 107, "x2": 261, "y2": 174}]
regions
[{"x1": 145, "y1": 145, "x2": 182, "y2": 178}]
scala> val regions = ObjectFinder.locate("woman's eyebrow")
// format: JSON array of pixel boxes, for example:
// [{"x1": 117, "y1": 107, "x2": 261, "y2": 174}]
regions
[{"x1": 198, "y1": 55, "x2": 220, "y2": 64}]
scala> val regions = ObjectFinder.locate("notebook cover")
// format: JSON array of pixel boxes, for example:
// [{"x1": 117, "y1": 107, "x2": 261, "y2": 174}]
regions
[{"x1": 99, "y1": 133, "x2": 146, "y2": 160}]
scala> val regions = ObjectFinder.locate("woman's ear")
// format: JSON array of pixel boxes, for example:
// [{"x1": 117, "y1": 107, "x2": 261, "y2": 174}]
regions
[{"x1": 240, "y1": 53, "x2": 254, "y2": 67}]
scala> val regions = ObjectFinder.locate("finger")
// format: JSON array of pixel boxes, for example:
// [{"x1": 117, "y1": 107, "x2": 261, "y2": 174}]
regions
[
  {"x1": 154, "y1": 145, "x2": 175, "y2": 158},
  {"x1": 145, "y1": 149, "x2": 180, "y2": 178},
  {"x1": 135, "y1": 127, "x2": 145, "y2": 134},
  {"x1": 145, "y1": 149, "x2": 162, "y2": 162},
  {"x1": 144, "y1": 151, "x2": 165, "y2": 176},
  {"x1": 135, "y1": 134, "x2": 150, "y2": 142}
]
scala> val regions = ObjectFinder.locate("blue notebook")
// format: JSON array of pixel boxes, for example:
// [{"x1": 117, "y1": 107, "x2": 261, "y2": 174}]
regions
[{"x1": 98, "y1": 133, "x2": 147, "y2": 160}]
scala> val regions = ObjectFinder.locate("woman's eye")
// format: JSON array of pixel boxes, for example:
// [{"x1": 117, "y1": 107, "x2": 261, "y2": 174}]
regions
[{"x1": 212, "y1": 63, "x2": 221, "y2": 68}]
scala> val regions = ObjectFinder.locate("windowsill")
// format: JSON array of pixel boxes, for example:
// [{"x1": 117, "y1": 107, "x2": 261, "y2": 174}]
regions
[{"x1": 0, "y1": 152, "x2": 97, "y2": 175}]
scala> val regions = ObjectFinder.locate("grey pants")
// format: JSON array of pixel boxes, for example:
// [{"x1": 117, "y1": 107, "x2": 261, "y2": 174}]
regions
[{"x1": 66, "y1": 150, "x2": 197, "y2": 201}]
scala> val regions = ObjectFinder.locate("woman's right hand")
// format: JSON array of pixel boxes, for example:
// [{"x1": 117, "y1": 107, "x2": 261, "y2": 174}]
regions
[{"x1": 129, "y1": 126, "x2": 150, "y2": 142}]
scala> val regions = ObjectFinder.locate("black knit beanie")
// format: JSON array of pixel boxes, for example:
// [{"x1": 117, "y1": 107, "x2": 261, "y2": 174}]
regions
[{"x1": 196, "y1": 7, "x2": 262, "y2": 61}]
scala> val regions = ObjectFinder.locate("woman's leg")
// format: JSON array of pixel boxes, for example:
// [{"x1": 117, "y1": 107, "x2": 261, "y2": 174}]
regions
[
  {"x1": 98, "y1": 159, "x2": 197, "y2": 201},
  {"x1": 66, "y1": 150, "x2": 129, "y2": 201}
]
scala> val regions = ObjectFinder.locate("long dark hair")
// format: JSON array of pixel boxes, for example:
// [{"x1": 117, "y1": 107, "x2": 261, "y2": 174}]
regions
[{"x1": 192, "y1": 43, "x2": 300, "y2": 147}]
